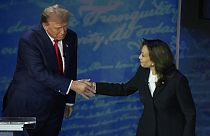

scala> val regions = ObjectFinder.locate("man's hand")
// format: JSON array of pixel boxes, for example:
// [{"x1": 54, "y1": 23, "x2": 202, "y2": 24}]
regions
[
  {"x1": 71, "y1": 79, "x2": 95, "y2": 99},
  {"x1": 64, "y1": 105, "x2": 73, "y2": 118},
  {"x1": 79, "y1": 80, "x2": 96, "y2": 93}
]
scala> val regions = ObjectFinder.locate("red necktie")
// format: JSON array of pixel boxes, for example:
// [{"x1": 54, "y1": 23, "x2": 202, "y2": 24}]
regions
[{"x1": 54, "y1": 40, "x2": 63, "y2": 74}]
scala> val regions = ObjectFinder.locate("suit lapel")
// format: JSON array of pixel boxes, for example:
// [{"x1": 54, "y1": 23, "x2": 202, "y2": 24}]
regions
[
  {"x1": 153, "y1": 81, "x2": 166, "y2": 98},
  {"x1": 153, "y1": 66, "x2": 176, "y2": 98},
  {"x1": 62, "y1": 37, "x2": 71, "y2": 75},
  {"x1": 143, "y1": 68, "x2": 166, "y2": 98},
  {"x1": 143, "y1": 69, "x2": 153, "y2": 98},
  {"x1": 46, "y1": 39, "x2": 59, "y2": 72},
  {"x1": 38, "y1": 25, "x2": 59, "y2": 72}
]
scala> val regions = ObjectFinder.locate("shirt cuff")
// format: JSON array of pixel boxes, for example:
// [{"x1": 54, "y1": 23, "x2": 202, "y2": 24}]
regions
[
  {"x1": 66, "y1": 103, "x2": 74, "y2": 106},
  {"x1": 66, "y1": 80, "x2": 73, "y2": 95}
]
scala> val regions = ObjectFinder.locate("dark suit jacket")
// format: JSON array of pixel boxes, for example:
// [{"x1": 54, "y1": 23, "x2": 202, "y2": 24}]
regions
[
  {"x1": 2, "y1": 24, "x2": 77, "y2": 131},
  {"x1": 96, "y1": 65, "x2": 196, "y2": 136}
]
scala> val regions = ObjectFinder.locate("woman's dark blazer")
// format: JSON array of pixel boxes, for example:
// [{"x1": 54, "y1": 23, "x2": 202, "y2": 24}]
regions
[{"x1": 96, "y1": 65, "x2": 196, "y2": 136}]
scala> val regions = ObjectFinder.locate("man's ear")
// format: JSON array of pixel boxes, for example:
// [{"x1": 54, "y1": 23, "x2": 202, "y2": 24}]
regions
[{"x1": 42, "y1": 22, "x2": 48, "y2": 30}]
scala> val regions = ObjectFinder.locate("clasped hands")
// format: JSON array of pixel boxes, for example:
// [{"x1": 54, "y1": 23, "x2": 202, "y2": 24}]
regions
[{"x1": 71, "y1": 79, "x2": 96, "y2": 99}]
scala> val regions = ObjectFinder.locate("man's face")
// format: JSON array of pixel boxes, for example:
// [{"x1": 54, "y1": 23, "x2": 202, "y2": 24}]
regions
[{"x1": 43, "y1": 19, "x2": 68, "y2": 41}]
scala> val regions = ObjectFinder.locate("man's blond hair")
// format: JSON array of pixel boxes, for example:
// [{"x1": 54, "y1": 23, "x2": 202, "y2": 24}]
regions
[{"x1": 41, "y1": 4, "x2": 70, "y2": 23}]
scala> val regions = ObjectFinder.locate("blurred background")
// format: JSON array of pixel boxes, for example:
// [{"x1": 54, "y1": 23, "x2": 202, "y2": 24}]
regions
[{"x1": 0, "y1": 0, "x2": 209, "y2": 136}]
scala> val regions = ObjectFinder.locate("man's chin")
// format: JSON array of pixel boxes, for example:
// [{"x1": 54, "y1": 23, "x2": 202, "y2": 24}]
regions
[{"x1": 57, "y1": 37, "x2": 65, "y2": 40}]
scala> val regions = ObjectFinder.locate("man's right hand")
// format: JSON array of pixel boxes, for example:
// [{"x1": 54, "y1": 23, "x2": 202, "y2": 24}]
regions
[{"x1": 70, "y1": 79, "x2": 95, "y2": 99}]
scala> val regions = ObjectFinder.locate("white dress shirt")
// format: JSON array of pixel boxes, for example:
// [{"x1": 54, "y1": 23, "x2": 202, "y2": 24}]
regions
[
  {"x1": 47, "y1": 33, "x2": 73, "y2": 105},
  {"x1": 148, "y1": 70, "x2": 158, "y2": 97}
]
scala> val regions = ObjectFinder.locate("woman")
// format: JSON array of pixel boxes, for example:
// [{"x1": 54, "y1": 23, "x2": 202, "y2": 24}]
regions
[{"x1": 93, "y1": 39, "x2": 196, "y2": 136}]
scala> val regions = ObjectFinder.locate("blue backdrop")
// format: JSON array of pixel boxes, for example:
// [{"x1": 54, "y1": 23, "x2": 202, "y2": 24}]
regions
[{"x1": 1, "y1": 0, "x2": 209, "y2": 136}]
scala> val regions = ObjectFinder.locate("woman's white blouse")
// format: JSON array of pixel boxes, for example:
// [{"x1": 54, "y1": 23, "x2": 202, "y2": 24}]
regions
[{"x1": 148, "y1": 70, "x2": 158, "y2": 97}]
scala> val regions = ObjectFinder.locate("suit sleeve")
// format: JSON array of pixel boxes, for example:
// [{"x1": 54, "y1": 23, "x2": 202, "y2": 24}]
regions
[
  {"x1": 176, "y1": 76, "x2": 196, "y2": 136},
  {"x1": 18, "y1": 36, "x2": 71, "y2": 96},
  {"x1": 96, "y1": 66, "x2": 142, "y2": 96}
]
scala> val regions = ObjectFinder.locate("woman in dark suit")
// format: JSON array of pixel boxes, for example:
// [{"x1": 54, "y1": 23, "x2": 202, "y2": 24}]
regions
[{"x1": 93, "y1": 39, "x2": 196, "y2": 136}]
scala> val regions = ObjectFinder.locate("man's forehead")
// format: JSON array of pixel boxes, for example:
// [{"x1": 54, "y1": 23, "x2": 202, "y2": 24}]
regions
[
  {"x1": 47, "y1": 13, "x2": 68, "y2": 22},
  {"x1": 47, "y1": 20, "x2": 68, "y2": 26}
]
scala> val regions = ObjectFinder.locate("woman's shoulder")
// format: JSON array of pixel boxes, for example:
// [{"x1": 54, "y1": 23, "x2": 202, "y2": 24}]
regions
[{"x1": 169, "y1": 69, "x2": 189, "y2": 83}]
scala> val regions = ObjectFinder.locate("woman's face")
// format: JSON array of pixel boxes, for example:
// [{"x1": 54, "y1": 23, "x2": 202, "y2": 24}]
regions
[{"x1": 139, "y1": 45, "x2": 154, "y2": 68}]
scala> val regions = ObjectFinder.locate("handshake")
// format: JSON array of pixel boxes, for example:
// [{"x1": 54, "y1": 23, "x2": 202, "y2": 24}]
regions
[{"x1": 71, "y1": 79, "x2": 96, "y2": 99}]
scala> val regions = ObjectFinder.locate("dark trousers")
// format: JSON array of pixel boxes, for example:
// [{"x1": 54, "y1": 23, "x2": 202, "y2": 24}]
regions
[{"x1": 26, "y1": 105, "x2": 65, "y2": 136}]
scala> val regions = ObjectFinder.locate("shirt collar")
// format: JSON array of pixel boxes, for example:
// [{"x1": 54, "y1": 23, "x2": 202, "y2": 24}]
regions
[{"x1": 148, "y1": 69, "x2": 158, "y2": 82}]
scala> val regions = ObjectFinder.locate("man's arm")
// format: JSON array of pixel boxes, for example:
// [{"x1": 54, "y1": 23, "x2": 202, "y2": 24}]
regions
[{"x1": 19, "y1": 35, "x2": 95, "y2": 99}]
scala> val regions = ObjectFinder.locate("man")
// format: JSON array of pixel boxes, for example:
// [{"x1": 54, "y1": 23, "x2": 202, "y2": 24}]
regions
[{"x1": 2, "y1": 4, "x2": 95, "y2": 136}]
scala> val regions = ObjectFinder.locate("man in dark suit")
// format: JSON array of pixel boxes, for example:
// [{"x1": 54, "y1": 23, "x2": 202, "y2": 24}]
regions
[{"x1": 2, "y1": 4, "x2": 95, "y2": 136}]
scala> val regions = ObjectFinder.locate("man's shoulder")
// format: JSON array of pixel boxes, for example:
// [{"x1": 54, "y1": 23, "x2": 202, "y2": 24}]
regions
[
  {"x1": 21, "y1": 25, "x2": 45, "y2": 40},
  {"x1": 29, "y1": 25, "x2": 45, "y2": 36},
  {"x1": 64, "y1": 29, "x2": 77, "y2": 41},
  {"x1": 67, "y1": 29, "x2": 77, "y2": 36}
]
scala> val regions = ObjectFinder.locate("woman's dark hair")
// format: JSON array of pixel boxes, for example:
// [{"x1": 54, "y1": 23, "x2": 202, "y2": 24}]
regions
[{"x1": 141, "y1": 38, "x2": 175, "y2": 82}]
